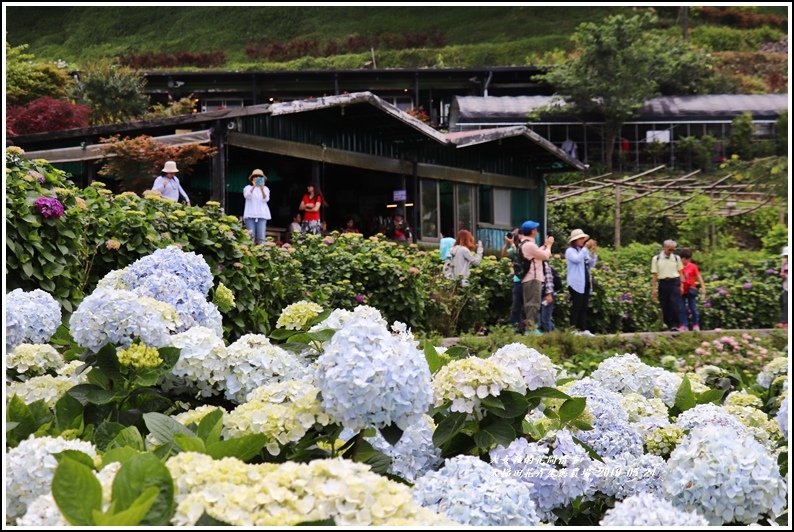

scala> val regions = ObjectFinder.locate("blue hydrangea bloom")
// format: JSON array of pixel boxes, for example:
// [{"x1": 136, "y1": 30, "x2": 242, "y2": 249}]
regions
[
  {"x1": 315, "y1": 314, "x2": 432, "y2": 432},
  {"x1": 69, "y1": 288, "x2": 172, "y2": 352},
  {"x1": 777, "y1": 386, "x2": 788, "y2": 441},
  {"x1": 663, "y1": 426, "x2": 787, "y2": 525},
  {"x1": 367, "y1": 415, "x2": 443, "y2": 482},
  {"x1": 132, "y1": 273, "x2": 221, "y2": 335},
  {"x1": 6, "y1": 289, "x2": 61, "y2": 351},
  {"x1": 412, "y1": 455, "x2": 541, "y2": 526},
  {"x1": 600, "y1": 493, "x2": 709, "y2": 526},
  {"x1": 123, "y1": 246, "x2": 213, "y2": 296},
  {"x1": 489, "y1": 430, "x2": 592, "y2": 522},
  {"x1": 584, "y1": 451, "x2": 665, "y2": 500}
]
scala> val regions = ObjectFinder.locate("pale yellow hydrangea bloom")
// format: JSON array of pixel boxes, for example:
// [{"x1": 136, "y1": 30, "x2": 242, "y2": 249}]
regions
[
  {"x1": 117, "y1": 343, "x2": 162, "y2": 370},
  {"x1": 276, "y1": 301, "x2": 324, "y2": 331},
  {"x1": 432, "y1": 356, "x2": 526, "y2": 413}
]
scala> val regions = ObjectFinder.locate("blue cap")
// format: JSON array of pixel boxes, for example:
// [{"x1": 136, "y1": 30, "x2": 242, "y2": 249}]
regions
[{"x1": 520, "y1": 220, "x2": 540, "y2": 233}]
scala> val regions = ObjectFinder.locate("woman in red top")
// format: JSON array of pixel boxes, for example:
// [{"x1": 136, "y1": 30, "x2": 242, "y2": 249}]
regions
[
  {"x1": 299, "y1": 184, "x2": 323, "y2": 235},
  {"x1": 678, "y1": 248, "x2": 706, "y2": 331}
]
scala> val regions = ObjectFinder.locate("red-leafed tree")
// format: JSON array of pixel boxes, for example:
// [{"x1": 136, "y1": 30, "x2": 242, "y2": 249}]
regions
[{"x1": 6, "y1": 97, "x2": 90, "y2": 136}]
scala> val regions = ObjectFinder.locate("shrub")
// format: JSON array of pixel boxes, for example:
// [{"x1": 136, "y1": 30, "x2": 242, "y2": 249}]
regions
[
  {"x1": 6, "y1": 42, "x2": 72, "y2": 106},
  {"x1": 6, "y1": 97, "x2": 90, "y2": 135},
  {"x1": 118, "y1": 50, "x2": 226, "y2": 69},
  {"x1": 69, "y1": 62, "x2": 149, "y2": 125}
]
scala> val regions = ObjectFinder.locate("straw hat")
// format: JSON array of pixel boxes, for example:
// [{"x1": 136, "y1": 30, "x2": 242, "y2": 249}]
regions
[
  {"x1": 249, "y1": 169, "x2": 265, "y2": 179},
  {"x1": 161, "y1": 161, "x2": 179, "y2": 173},
  {"x1": 568, "y1": 228, "x2": 589, "y2": 243}
]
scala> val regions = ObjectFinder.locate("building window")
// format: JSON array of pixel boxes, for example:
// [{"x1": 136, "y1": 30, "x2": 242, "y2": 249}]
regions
[{"x1": 421, "y1": 179, "x2": 477, "y2": 240}]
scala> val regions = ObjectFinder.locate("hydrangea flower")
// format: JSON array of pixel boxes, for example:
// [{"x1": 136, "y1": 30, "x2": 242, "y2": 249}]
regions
[
  {"x1": 175, "y1": 405, "x2": 226, "y2": 428},
  {"x1": 674, "y1": 403, "x2": 750, "y2": 439},
  {"x1": 757, "y1": 357, "x2": 789, "y2": 389},
  {"x1": 584, "y1": 451, "x2": 665, "y2": 500},
  {"x1": 600, "y1": 493, "x2": 709, "y2": 526},
  {"x1": 225, "y1": 334, "x2": 311, "y2": 403},
  {"x1": 6, "y1": 436, "x2": 97, "y2": 523},
  {"x1": 6, "y1": 288, "x2": 61, "y2": 351},
  {"x1": 432, "y1": 357, "x2": 526, "y2": 414},
  {"x1": 489, "y1": 343, "x2": 558, "y2": 390},
  {"x1": 116, "y1": 342, "x2": 162, "y2": 370},
  {"x1": 725, "y1": 390, "x2": 764, "y2": 408},
  {"x1": 69, "y1": 288, "x2": 173, "y2": 352},
  {"x1": 316, "y1": 316, "x2": 432, "y2": 432},
  {"x1": 777, "y1": 394, "x2": 788, "y2": 441},
  {"x1": 132, "y1": 274, "x2": 222, "y2": 336},
  {"x1": 276, "y1": 300, "x2": 324, "y2": 330},
  {"x1": 591, "y1": 353, "x2": 666, "y2": 398},
  {"x1": 7, "y1": 343, "x2": 64, "y2": 378},
  {"x1": 412, "y1": 455, "x2": 541, "y2": 526},
  {"x1": 212, "y1": 282, "x2": 235, "y2": 312},
  {"x1": 309, "y1": 305, "x2": 388, "y2": 332},
  {"x1": 367, "y1": 415, "x2": 443, "y2": 482},
  {"x1": 223, "y1": 379, "x2": 331, "y2": 455},
  {"x1": 163, "y1": 326, "x2": 230, "y2": 398},
  {"x1": 94, "y1": 267, "x2": 130, "y2": 290},
  {"x1": 122, "y1": 246, "x2": 214, "y2": 296},
  {"x1": 644, "y1": 425, "x2": 685, "y2": 458},
  {"x1": 489, "y1": 430, "x2": 591, "y2": 522},
  {"x1": 620, "y1": 392, "x2": 668, "y2": 422},
  {"x1": 167, "y1": 454, "x2": 449, "y2": 526},
  {"x1": 663, "y1": 426, "x2": 787, "y2": 524},
  {"x1": 33, "y1": 196, "x2": 64, "y2": 219},
  {"x1": 7, "y1": 374, "x2": 83, "y2": 408},
  {"x1": 724, "y1": 404, "x2": 783, "y2": 450},
  {"x1": 563, "y1": 378, "x2": 644, "y2": 458}
]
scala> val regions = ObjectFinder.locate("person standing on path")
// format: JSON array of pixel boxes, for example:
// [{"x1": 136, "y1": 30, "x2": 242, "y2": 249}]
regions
[
  {"x1": 565, "y1": 228, "x2": 596, "y2": 336},
  {"x1": 242, "y1": 169, "x2": 271, "y2": 245},
  {"x1": 151, "y1": 161, "x2": 190, "y2": 205},
  {"x1": 651, "y1": 239, "x2": 685, "y2": 331},
  {"x1": 779, "y1": 246, "x2": 788, "y2": 329},
  {"x1": 519, "y1": 220, "x2": 553, "y2": 335}
]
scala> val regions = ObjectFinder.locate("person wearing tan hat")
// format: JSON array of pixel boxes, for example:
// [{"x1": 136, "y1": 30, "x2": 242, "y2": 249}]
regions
[
  {"x1": 779, "y1": 245, "x2": 788, "y2": 329},
  {"x1": 565, "y1": 228, "x2": 597, "y2": 336},
  {"x1": 152, "y1": 160, "x2": 190, "y2": 205},
  {"x1": 243, "y1": 169, "x2": 272, "y2": 245}
]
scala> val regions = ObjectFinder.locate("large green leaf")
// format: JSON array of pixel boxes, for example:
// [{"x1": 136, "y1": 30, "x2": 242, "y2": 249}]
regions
[
  {"x1": 423, "y1": 341, "x2": 443, "y2": 374},
  {"x1": 143, "y1": 412, "x2": 194, "y2": 445},
  {"x1": 101, "y1": 446, "x2": 141, "y2": 468},
  {"x1": 93, "y1": 486, "x2": 159, "y2": 526},
  {"x1": 559, "y1": 397, "x2": 587, "y2": 422},
  {"x1": 111, "y1": 453, "x2": 175, "y2": 525},
  {"x1": 205, "y1": 434, "x2": 266, "y2": 461},
  {"x1": 68, "y1": 384, "x2": 117, "y2": 405},
  {"x1": 480, "y1": 420, "x2": 516, "y2": 446},
  {"x1": 174, "y1": 434, "x2": 207, "y2": 453},
  {"x1": 52, "y1": 457, "x2": 103, "y2": 525},
  {"x1": 482, "y1": 391, "x2": 530, "y2": 419},
  {"x1": 94, "y1": 421, "x2": 126, "y2": 450},
  {"x1": 526, "y1": 387, "x2": 571, "y2": 400},
  {"x1": 196, "y1": 408, "x2": 224, "y2": 445},
  {"x1": 108, "y1": 426, "x2": 145, "y2": 452},
  {"x1": 674, "y1": 375, "x2": 696, "y2": 412},
  {"x1": 432, "y1": 412, "x2": 468, "y2": 447},
  {"x1": 55, "y1": 392, "x2": 84, "y2": 430}
]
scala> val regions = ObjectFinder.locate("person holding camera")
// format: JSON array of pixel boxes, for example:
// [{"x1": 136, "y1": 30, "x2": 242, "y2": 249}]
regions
[
  {"x1": 519, "y1": 220, "x2": 553, "y2": 335},
  {"x1": 566, "y1": 228, "x2": 596, "y2": 336},
  {"x1": 243, "y1": 169, "x2": 271, "y2": 245},
  {"x1": 501, "y1": 228, "x2": 525, "y2": 333},
  {"x1": 678, "y1": 248, "x2": 706, "y2": 331},
  {"x1": 152, "y1": 161, "x2": 190, "y2": 205}
]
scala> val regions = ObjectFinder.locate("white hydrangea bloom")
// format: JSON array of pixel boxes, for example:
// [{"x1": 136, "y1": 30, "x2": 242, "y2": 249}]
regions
[
  {"x1": 163, "y1": 326, "x2": 230, "y2": 398},
  {"x1": 600, "y1": 493, "x2": 709, "y2": 526},
  {"x1": 674, "y1": 403, "x2": 750, "y2": 438},
  {"x1": 663, "y1": 426, "x2": 787, "y2": 524},
  {"x1": 309, "y1": 305, "x2": 388, "y2": 332},
  {"x1": 6, "y1": 288, "x2": 61, "y2": 351},
  {"x1": 6, "y1": 436, "x2": 97, "y2": 523},
  {"x1": 757, "y1": 357, "x2": 789, "y2": 389},
  {"x1": 620, "y1": 392, "x2": 669, "y2": 422},
  {"x1": 94, "y1": 267, "x2": 130, "y2": 290},
  {"x1": 777, "y1": 394, "x2": 788, "y2": 441},
  {"x1": 489, "y1": 431, "x2": 592, "y2": 522},
  {"x1": 223, "y1": 379, "x2": 331, "y2": 455},
  {"x1": 316, "y1": 315, "x2": 432, "y2": 432},
  {"x1": 412, "y1": 455, "x2": 541, "y2": 526},
  {"x1": 7, "y1": 343, "x2": 64, "y2": 378},
  {"x1": 651, "y1": 370, "x2": 683, "y2": 407},
  {"x1": 276, "y1": 300, "x2": 323, "y2": 330},
  {"x1": 433, "y1": 356, "x2": 526, "y2": 414},
  {"x1": 591, "y1": 353, "x2": 663, "y2": 397},
  {"x1": 644, "y1": 425, "x2": 685, "y2": 457},
  {"x1": 490, "y1": 343, "x2": 558, "y2": 390},
  {"x1": 224, "y1": 334, "x2": 311, "y2": 403},
  {"x1": 7, "y1": 374, "x2": 82, "y2": 408},
  {"x1": 174, "y1": 405, "x2": 226, "y2": 428},
  {"x1": 367, "y1": 415, "x2": 443, "y2": 482},
  {"x1": 725, "y1": 390, "x2": 764, "y2": 408},
  {"x1": 724, "y1": 403, "x2": 783, "y2": 451},
  {"x1": 167, "y1": 454, "x2": 450, "y2": 526}
]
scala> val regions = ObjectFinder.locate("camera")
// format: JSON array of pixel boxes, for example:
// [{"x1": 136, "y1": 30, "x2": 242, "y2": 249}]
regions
[{"x1": 255, "y1": 177, "x2": 265, "y2": 186}]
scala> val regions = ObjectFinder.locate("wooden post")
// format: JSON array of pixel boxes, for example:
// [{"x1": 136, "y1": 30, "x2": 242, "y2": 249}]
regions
[
  {"x1": 211, "y1": 121, "x2": 228, "y2": 207},
  {"x1": 614, "y1": 184, "x2": 621, "y2": 248}
]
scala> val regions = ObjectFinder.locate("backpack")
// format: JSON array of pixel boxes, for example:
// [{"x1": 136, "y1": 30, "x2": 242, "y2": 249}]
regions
[
  {"x1": 549, "y1": 264, "x2": 564, "y2": 292},
  {"x1": 511, "y1": 240, "x2": 533, "y2": 279}
]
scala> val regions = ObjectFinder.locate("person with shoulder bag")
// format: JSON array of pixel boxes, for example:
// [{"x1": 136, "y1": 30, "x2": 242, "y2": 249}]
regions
[{"x1": 677, "y1": 248, "x2": 706, "y2": 331}]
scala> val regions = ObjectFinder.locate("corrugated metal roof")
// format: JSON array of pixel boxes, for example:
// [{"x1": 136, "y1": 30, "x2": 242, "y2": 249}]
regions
[{"x1": 450, "y1": 94, "x2": 789, "y2": 126}]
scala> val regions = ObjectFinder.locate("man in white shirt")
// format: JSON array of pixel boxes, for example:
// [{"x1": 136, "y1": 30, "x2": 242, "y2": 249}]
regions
[{"x1": 152, "y1": 161, "x2": 191, "y2": 205}]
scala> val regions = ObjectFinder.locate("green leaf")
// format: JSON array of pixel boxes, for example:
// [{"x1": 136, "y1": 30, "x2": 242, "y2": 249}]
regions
[
  {"x1": 143, "y1": 412, "x2": 194, "y2": 445},
  {"x1": 6, "y1": 421, "x2": 20, "y2": 432},
  {"x1": 482, "y1": 391, "x2": 529, "y2": 419},
  {"x1": 93, "y1": 486, "x2": 159, "y2": 526},
  {"x1": 157, "y1": 346, "x2": 180, "y2": 371},
  {"x1": 572, "y1": 419, "x2": 594, "y2": 431},
  {"x1": 481, "y1": 420, "x2": 516, "y2": 446},
  {"x1": 55, "y1": 392, "x2": 84, "y2": 430},
  {"x1": 108, "y1": 426, "x2": 145, "y2": 452},
  {"x1": 432, "y1": 412, "x2": 468, "y2": 448},
  {"x1": 444, "y1": 346, "x2": 469, "y2": 359},
  {"x1": 697, "y1": 389, "x2": 725, "y2": 405},
  {"x1": 7, "y1": 395, "x2": 37, "y2": 444},
  {"x1": 526, "y1": 387, "x2": 571, "y2": 400},
  {"x1": 297, "y1": 518, "x2": 336, "y2": 526},
  {"x1": 195, "y1": 512, "x2": 232, "y2": 526},
  {"x1": 96, "y1": 343, "x2": 123, "y2": 382},
  {"x1": 52, "y1": 457, "x2": 103, "y2": 525},
  {"x1": 559, "y1": 397, "x2": 587, "y2": 422},
  {"x1": 268, "y1": 328, "x2": 294, "y2": 340},
  {"x1": 306, "y1": 308, "x2": 333, "y2": 327},
  {"x1": 111, "y1": 453, "x2": 175, "y2": 525},
  {"x1": 378, "y1": 423, "x2": 404, "y2": 446},
  {"x1": 68, "y1": 384, "x2": 117, "y2": 405},
  {"x1": 94, "y1": 421, "x2": 126, "y2": 451},
  {"x1": 196, "y1": 408, "x2": 224, "y2": 445},
  {"x1": 101, "y1": 446, "x2": 141, "y2": 467},
  {"x1": 132, "y1": 370, "x2": 161, "y2": 388},
  {"x1": 674, "y1": 375, "x2": 696, "y2": 412},
  {"x1": 423, "y1": 341, "x2": 443, "y2": 374},
  {"x1": 174, "y1": 434, "x2": 207, "y2": 453},
  {"x1": 473, "y1": 430, "x2": 495, "y2": 449},
  {"x1": 572, "y1": 436, "x2": 604, "y2": 463},
  {"x1": 206, "y1": 434, "x2": 266, "y2": 461},
  {"x1": 54, "y1": 450, "x2": 96, "y2": 469}
]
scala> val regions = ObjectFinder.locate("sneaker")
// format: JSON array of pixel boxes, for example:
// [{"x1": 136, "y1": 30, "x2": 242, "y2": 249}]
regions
[
  {"x1": 580, "y1": 330, "x2": 595, "y2": 337},
  {"x1": 678, "y1": 326, "x2": 688, "y2": 332},
  {"x1": 692, "y1": 324, "x2": 701, "y2": 331}
]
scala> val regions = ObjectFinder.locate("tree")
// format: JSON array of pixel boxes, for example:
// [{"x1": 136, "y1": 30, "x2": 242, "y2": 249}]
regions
[
  {"x1": 727, "y1": 112, "x2": 755, "y2": 160},
  {"x1": 69, "y1": 62, "x2": 149, "y2": 125},
  {"x1": 539, "y1": 12, "x2": 715, "y2": 171},
  {"x1": 7, "y1": 97, "x2": 90, "y2": 135},
  {"x1": 6, "y1": 42, "x2": 72, "y2": 105}
]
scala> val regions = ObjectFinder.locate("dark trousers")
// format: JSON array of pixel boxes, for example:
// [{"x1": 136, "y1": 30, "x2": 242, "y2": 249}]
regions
[
  {"x1": 658, "y1": 278, "x2": 682, "y2": 329},
  {"x1": 539, "y1": 296, "x2": 555, "y2": 332},
  {"x1": 510, "y1": 282, "x2": 524, "y2": 332},
  {"x1": 569, "y1": 287, "x2": 589, "y2": 331},
  {"x1": 782, "y1": 290, "x2": 788, "y2": 324}
]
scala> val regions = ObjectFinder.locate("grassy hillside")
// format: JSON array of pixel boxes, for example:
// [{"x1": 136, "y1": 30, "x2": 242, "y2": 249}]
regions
[{"x1": 5, "y1": 5, "x2": 634, "y2": 65}]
